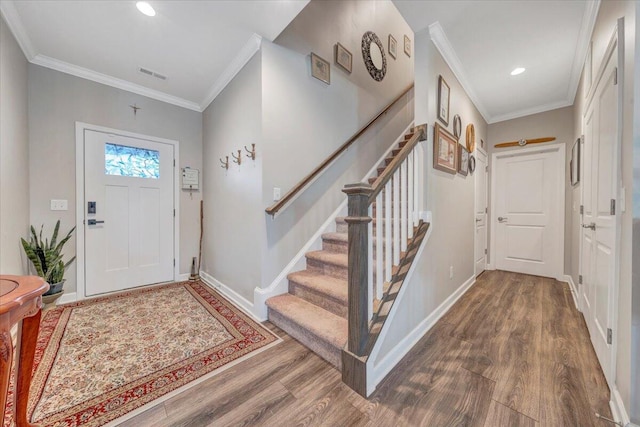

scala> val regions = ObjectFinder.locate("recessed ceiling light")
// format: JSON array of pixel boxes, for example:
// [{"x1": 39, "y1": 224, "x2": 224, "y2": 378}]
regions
[
  {"x1": 511, "y1": 67, "x2": 526, "y2": 76},
  {"x1": 136, "y1": 1, "x2": 156, "y2": 17}
]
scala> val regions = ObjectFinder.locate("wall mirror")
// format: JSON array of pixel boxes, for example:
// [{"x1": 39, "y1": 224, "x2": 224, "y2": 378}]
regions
[{"x1": 362, "y1": 31, "x2": 387, "y2": 82}]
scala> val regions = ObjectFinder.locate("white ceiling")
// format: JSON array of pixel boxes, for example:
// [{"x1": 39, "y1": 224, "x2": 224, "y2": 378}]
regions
[
  {"x1": 1, "y1": 0, "x2": 309, "y2": 111},
  {"x1": 2, "y1": 1, "x2": 597, "y2": 121},
  {"x1": 393, "y1": 0, "x2": 599, "y2": 123}
]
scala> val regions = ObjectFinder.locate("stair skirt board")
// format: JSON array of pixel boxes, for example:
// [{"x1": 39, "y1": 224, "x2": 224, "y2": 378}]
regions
[
  {"x1": 254, "y1": 122, "x2": 416, "y2": 320},
  {"x1": 199, "y1": 271, "x2": 262, "y2": 323}
]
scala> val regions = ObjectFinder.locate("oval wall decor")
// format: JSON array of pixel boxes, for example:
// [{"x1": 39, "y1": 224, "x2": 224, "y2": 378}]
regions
[{"x1": 361, "y1": 31, "x2": 387, "y2": 82}]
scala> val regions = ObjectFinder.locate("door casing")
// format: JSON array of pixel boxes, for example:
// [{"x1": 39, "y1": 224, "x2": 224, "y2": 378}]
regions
[{"x1": 75, "y1": 122, "x2": 180, "y2": 301}]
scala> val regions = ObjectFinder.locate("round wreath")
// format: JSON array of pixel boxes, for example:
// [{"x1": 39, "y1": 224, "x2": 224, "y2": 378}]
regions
[{"x1": 361, "y1": 31, "x2": 387, "y2": 82}]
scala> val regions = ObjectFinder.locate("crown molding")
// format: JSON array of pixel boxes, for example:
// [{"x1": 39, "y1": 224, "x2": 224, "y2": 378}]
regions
[
  {"x1": 488, "y1": 99, "x2": 573, "y2": 124},
  {"x1": 199, "y1": 33, "x2": 262, "y2": 111},
  {"x1": 428, "y1": 21, "x2": 490, "y2": 123},
  {"x1": 31, "y1": 55, "x2": 202, "y2": 111},
  {"x1": 566, "y1": 0, "x2": 601, "y2": 105},
  {"x1": 0, "y1": 0, "x2": 36, "y2": 60}
]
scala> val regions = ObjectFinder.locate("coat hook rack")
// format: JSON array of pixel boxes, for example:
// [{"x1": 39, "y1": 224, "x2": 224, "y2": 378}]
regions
[
  {"x1": 219, "y1": 156, "x2": 229, "y2": 170},
  {"x1": 231, "y1": 150, "x2": 242, "y2": 165},
  {"x1": 244, "y1": 144, "x2": 256, "y2": 161}
]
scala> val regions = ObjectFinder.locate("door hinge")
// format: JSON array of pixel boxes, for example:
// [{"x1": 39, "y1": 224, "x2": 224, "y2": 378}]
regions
[
  {"x1": 580, "y1": 205, "x2": 584, "y2": 215},
  {"x1": 607, "y1": 328, "x2": 613, "y2": 345},
  {"x1": 484, "y1": 248, "x2": 487, "y2": 255},
  {"x1": 579, "y1": 275, "x2": 583, "y2": 285},
  {"x1": 174, "y1": 159, "x2": 176, "y2": 167},
  {"x1": 610, "y1": 199, "x2": 616, "y2": 215},
  {"x1": 173, "y1": 209, "x2": 176, "y2": 217},
  {"x1": 613, "y1": 67, "x2": 618, "y2": 85},
  {"x1": 485, "y1": 166, "x2": 488, "y2": 172},
  {"x1": 173, "y1": 259, "x2": 176, "y2": 267},
  {"x1": 485, "y1": 207, "x2": 488, "y2": 213}
]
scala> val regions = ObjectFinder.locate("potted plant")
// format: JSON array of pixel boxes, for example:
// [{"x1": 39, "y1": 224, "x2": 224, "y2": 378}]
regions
[{"x1": 21, "y1": 220, "x2": 76, "y2": 306}]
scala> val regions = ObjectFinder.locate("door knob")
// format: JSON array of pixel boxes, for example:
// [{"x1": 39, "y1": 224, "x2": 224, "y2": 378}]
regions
[
  {"x1": 582, "y1": 222, "x2": 596, "y2": 230},
  {"x1": 87, "y1": 219, "x2": 105, "y2": 225},
  {"x1": 498, "y1": 216, "x2": 508, "y2": 223}
]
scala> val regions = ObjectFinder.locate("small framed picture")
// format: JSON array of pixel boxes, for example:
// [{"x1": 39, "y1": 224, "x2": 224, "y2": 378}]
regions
[
  {"x1": 404, "y1": 35, "x2": 411, "y2": 57},
  {"x1": 571, "y1": 137, "x2": 581, "y2": 185},
  {"x1": 311, "y1": 52, "x2": 330, "y2": 84},
  {"x1": 437, "y1": 75, "x2": 450, "y2": 126},
  {"x1": 433, "y1": 123, "x2": 458, "y2": 174},
  {"x1": 458, "y1": 144, "x2": 469, "y2": 176},
  {"x1": 335, "y1": 43, "x2": 352, "y2": 74},
  {"x1": 388, "y1": 34, "x2": 397, "y2": 59}
]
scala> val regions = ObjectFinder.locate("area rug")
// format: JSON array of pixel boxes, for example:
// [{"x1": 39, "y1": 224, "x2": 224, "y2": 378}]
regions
[{"x1": 4, "y1": 280, "x2": 279, "y2": 427}]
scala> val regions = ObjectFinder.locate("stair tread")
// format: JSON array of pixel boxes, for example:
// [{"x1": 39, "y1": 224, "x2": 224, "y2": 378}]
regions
[
  {"x1": 288, "y1": 270, "x2": 348, "y2": 303},
  {"x1": 306, "y1": 250, "x2": 348, "y2": 267},
  {"x1": 322, "y1": 232, "x2": 348, "y2": 243},
  {"x1": 266, "y1": 294, "x2": 347, "y2": 348}
]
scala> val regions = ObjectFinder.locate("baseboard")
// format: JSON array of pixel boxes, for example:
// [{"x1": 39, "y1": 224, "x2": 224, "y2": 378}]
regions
[
  {"x1": 177, "y1": 273, "x2": 190, "y2": 281},
  {"x1": 368, "y1": 269, "x2": 475, "y2": 396},
  {"x1": 200, "y1": 271, "x2": 261, "y2": 323},
  {"x1": 610, "y1": 386, "x2": 632, "y2": 426},
  {"x1": 57, "y1": 291, "x2": 77, "y2": 305},
  {"x1": 562, "y1": 274, "x2": 580, "y2": 311}
]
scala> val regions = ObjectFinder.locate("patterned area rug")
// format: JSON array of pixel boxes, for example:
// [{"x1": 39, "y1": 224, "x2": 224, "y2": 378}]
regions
[{"x1": 4, "y1": 281, "x2": 279, "y2": 427}]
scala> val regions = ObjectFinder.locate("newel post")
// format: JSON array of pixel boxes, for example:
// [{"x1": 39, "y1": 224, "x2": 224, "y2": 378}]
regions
[{"x1": 342, "y1": 182, "x2": 373, "y2": 356}]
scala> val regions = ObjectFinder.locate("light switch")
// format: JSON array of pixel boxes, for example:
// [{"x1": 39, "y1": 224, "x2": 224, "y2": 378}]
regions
[{"x1": 50, "y1": 199, "x2": 68, "y2": 211}]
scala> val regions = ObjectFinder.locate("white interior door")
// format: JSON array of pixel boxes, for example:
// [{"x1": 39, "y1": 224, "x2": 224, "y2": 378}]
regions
[
  {"x1": 84, "y1": 130, "x2": 174, "y2": 296},
  {"x1": 580, "y1": 38, "x2": 620, "y2": 386},
  {"x1": 474, "y1": 150, "x2": 488, "y2": 275},
  {"x1": 493, "y1": 145, "x2": 564, "y2": 278}
]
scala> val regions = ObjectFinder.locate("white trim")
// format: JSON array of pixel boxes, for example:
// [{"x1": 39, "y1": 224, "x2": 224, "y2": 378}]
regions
[
  {"x1": 567, "y1": 0, "x2": 601, "y2": 106},
  {"x1": 562, "y1": 274, "x2": 580, "y2": 311},
  {"x1": 489, "y1": 100, "x2": 573, "y2": 124},
  {"x1": 75, "y1": 122, "x2": 180, "y2": 301},
  {"x1": 428, "y1": 22, "x2": 490, "y2": 123},
  {"x1": 253, "y1": 122, "x2": 417, "y2": 320},
  {"x1": 0, "y1": 0, "x2": 35, "y2": 60},
  {"x1": 32, "y1": 55, "x2": 201, "y2": 112},
  {"x1": 177, "y1": 273, "x2": 191, "y2": 281},
  {"x1": 490, "y1": 142, "x2": 566, "y2": 280},
  {"x1": 199, "y1": 271, "x2": 262, "y2": 323},
  {"x1": 610, "y1": 386, "x2": 632, "y2": 427},
  {"x1": 199, "y1": 34, "x2": 262, "y2": 111},
  {"x1": 57, "y1": 291, "x2": 77, "y2": 305}
]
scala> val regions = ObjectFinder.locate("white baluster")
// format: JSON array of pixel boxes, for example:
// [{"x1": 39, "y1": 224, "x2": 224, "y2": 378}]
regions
[
  {"x1": 375, "y1": 192, "x2": 383, "y2": 301},
  {"x1": 385, "y1": 181, "x2": 392, "y2": 282},
  {"x1": 393, "y1": 171, "x2": 400, "y2": 265},
  {"x1": 414, "y1": 145, "x2": 419, "y2": 226},
  {"x1": 408, "y1": 150, "x2": 414, "y2": 239},
  {"x1": 401, "y1": 159, "x2": 408, "y2": 252}
]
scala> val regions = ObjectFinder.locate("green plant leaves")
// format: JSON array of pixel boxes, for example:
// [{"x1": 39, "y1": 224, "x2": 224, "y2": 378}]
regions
[{"x1": 21, "y1": 220, "x2": 75, "y2": 287}]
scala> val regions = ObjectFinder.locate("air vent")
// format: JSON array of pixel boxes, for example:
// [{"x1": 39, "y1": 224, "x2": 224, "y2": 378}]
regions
[{"x1": 138, "y1": 67, "x2": 167, "y2": 81}]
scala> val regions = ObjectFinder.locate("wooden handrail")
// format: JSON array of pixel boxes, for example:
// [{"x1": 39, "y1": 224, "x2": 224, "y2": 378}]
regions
[{"x1": 265, "y1": 84, "x2": 414, "y2": 217}]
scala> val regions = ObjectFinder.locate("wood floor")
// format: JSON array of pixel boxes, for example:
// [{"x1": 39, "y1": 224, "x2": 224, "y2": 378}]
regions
[{"x1": 122, "y1": 271, "x2": 612, "y2": 426}]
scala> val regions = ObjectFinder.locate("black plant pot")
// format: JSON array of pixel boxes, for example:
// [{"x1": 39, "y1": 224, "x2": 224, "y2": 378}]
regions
[{"x1": 44, "y1": 280, "x2": 65, "y2": 296}]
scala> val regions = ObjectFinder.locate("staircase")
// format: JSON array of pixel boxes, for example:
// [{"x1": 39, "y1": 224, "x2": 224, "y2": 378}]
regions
[{"x1": 266, "y1": 132, "x2": 415, "y2": 369}]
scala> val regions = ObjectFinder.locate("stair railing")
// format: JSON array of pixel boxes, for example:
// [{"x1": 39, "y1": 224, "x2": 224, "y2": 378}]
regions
[{"x1": 341, "y1": 124, "x2": 426, "y2": 393}]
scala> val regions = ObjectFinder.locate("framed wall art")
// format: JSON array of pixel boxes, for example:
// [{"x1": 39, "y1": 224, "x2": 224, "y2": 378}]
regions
[
  {"x1": 310, "y1": 52, "x2": 330, "y2": 84},
  {"x1": 404, "y1": 35, "x2": 411, "y2": 57},
  {"x1": 335, "y1": 42, "x2": 352, "y2": 74},
  {"x1": 433, "y1": 123, "x2": 457, "y2": 174},
  {"x1": 452, "y1": 114, "x2": 461, "y2": 139},
  {"x1": 388, "y1": 34, "x2": 397, "y2": 59},
  {"x1": 571, "y1": 137, "x2": 581, "y2": 185},
  {"x1": 437, "y1": 75, "x2": 450, "y2": 126},
  {"x1": 458, "y1": 144, "x2": 469, "y2": 176}
]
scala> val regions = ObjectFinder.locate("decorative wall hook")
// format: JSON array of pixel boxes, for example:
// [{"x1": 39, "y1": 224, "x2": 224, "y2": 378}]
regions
[
  {"x1": 219, "y1": 156, "x2": 229, "y2": 170},
  {"x1": 244, "y1": 144, "x2": 256, "y2": 161},
  {"x1": 231, "y1": 150, "x2": 242, "y2": 165}
]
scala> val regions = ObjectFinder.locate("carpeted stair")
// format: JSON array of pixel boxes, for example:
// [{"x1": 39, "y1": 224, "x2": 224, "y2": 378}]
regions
[{"x1": 266, "y1": 132, "x2": 414, "y2": 369}]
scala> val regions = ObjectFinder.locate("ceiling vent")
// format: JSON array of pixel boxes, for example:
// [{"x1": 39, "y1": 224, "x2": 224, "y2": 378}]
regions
[{"x1": 138, "y1": 67, "x2": 167, "y2": 81}]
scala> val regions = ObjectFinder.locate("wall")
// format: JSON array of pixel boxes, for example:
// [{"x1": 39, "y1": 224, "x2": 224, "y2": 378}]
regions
[
  {"x1": 631, "y1": 2, "x2": 639, "y2": 423},
  {"x1": 373, "y1": 28, "x2": 487, "y2": 361},
  {"x1": 28, "y1": 65, "x2": 203, "y2": 295},
  {"x1": 201, "y1": 54, "x2": 264, "y2": 302},
  {"x1": 0, "y1": 16, "x2": 29, "y2": 275},
  {"x1": 486, "y1": 106, "x2": 575, "y2": 278}
]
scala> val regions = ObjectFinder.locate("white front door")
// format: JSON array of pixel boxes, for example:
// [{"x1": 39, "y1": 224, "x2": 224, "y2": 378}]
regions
[
  {"x1": 492, "y1": 145, "x2": 564, "y2": 278},
  {"x1": 84, "y1": 129, "x2": 174, "y2": 296},
  {"x1": 580, "y1": 35, "x2": 620, "y2": 386},
  {"x1": 474, "y1": 150, "x2": 488, "y2": 275}
]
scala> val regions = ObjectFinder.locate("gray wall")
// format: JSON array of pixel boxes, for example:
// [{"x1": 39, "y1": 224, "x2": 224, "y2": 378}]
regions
[
  {"x1": 374, "y1": 28, "x2": 488, "y2": 360},
  {"x1": 0, "y1": 16, "x2": 29, "y2": 275},
  {"x1": 201, "y1": 54, "x2": 264, "y2": 301},
  {"x1": 28, "y1": 65, "x2": 203, "y2": 294},
  {"x1": 487, "y1": 106, "x2": 575, "y2": 278}
]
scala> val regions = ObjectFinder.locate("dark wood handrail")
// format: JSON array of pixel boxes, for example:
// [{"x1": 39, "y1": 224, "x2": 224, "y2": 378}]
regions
[{"x1": 265, "y1": 83, "x2": 414, "y2": 217}]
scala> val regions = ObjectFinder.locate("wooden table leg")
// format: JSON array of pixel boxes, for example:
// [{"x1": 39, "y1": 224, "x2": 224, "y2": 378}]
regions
[
  {"x1": 0, "y1": 329, "x2": 13, "y2": 427},
  {"x1": 15, "y1": 309, "x2": 41, "y2": 427}
]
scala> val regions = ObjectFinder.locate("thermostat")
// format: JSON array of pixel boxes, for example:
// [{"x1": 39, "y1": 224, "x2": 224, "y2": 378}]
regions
[{"x1": 182, "y1": 168, "x2": 199, "y2": 190}]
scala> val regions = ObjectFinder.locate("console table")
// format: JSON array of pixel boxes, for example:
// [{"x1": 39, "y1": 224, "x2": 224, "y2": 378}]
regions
[{"x1": 0, "y1": 275, "x2": 48, "y2": 427}]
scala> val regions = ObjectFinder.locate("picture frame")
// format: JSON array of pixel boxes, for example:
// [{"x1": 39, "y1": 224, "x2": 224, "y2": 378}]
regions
[
  {"x1": 388, "y1": 34, "x2": 397, "y2": 59},
  {"x1": 571, "y1": 137, "x2": 581, "y2": 185},
  {"x1": 437, "y1": 75, "x2": 450, "y2": 126},
  {"x1": 458, "y1": 144, "x2": 469, "y2": 176},
  {"x1": 310, "y1": 52, "x2": 330, "y2": 84},
  {"x1": 404, "y1": 35, "x2": 411, "y2": 57},
  {"x1": 433, "y1": 123, "x2": 458, "y2": 174},
  {"x1": 335, "y1": 42, "x2": 352, "y2": 74}
]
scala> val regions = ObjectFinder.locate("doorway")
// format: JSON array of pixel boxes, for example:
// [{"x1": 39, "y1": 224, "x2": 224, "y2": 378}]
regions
[
  {"x1": 474, "y1": 149, "x2": 488, "y2": 276},
  {"x1": 76, "y1": 123, "x2": 179, "y2": 298}
]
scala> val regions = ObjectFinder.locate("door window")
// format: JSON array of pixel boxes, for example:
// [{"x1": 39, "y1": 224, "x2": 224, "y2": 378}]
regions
[{"x1": 105, "y1": 143, "x2": 159, "y2": 179}]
